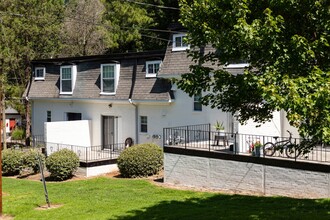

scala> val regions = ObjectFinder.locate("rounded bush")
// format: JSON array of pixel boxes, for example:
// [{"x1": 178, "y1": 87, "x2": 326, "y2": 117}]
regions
[
  {"x1": 22, "y1": 148, "x2": 45, "y2": 174},
  {"x1": 117, "y1": 143, "x2": 163, "y2": 178},
  {"x1": 2, "y1": 149, "x2": 24, "y2": 176},
  {"x1": 45, "y1": 149, "x2": 79, "y2": 181}
]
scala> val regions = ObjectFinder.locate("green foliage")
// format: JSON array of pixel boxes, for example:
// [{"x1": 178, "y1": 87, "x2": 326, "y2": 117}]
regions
[
  {"x1": 45, "y1": 149, "x2": 80, "y2": 181},
  {"x1": 11, "y1": 127, "x2": 25, "y2": 140},
  {"x1": 2, "y1": 149, "x2": 24, "y2": 176},
  {"x1": 22, "y1": 148, "x2": 45, "y2": 174},
  {"x1": 178, "y1": 0, "x2": 330, "y2": 143},
  {"x1": 0, "y1": 0, "x2": 64, "y2": 113},
  {"x1": 117, "y1": 143, "x2": 163, "y2": 178}
]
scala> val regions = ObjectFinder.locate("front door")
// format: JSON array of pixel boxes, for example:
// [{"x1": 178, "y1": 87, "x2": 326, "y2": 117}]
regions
[{"x1": 102, "y1": 116, "x2": 116, "y2": 149}]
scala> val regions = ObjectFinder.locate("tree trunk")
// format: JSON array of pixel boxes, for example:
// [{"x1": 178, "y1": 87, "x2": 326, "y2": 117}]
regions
[{"x1": 25, "y1": 99, "x2": 31, "y2": 147}]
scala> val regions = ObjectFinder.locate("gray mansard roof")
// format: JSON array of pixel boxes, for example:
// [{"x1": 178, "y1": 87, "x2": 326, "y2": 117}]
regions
[
  {"x1": 25, "y1": 50, "x2": 172, "y2": 102},
  {"x1": 158, "y1": 43, "x2": 218, "y2": 77},
  {"x1": 158, "y1": 26, "x2": 246, "y2": 77}
]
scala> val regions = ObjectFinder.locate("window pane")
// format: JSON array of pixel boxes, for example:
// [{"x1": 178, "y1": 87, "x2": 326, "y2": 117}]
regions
[
  {"x1": 47, "y1": 111, "x2": 51, "y2": 122},
  {"x1": 175, "y1": 36, "x2": 182, "y2": 47},
  {"x1": 36, "y1": 69, "x2": 44, "y2": 78},
  {"x1": 103, "y1": 65, "x2": 114, "y2": 78},
  {"x1": 67, "y1": 113, "x2": 82, "y2": 121},
  {"x1": 148, "y1": 64, "x2": 154, "y2": 74},
  {"x1": 154, "y1": 63, "x2": 159, "y2": 73},
  {"x1": 141, "y1": 124, "x2": 148, "y2": 133},
  {"x1": 103, "y1": 79, "x2": 114, "y2": 93},
  {"x1": 140, "y1": 116, "x2": 148, "y2": 132},
  {"x1": 194, "y1": 94, "x2": 202, "y2": 111},
  {"x1": 141, "y1": 116, "x2": 147, "y2": 124},
  {"x1": 194, "y1": 102, "x2": 202, "y2": 111},
  {"x1": 62, "y1": 80, "x2": 72, "y2": 92},
  {"x1": 62, "y1": 68, "x2": 71, "y2": 79},
  {"x1": 182, "y1": 37, "x2": 188, "y2": 47}
]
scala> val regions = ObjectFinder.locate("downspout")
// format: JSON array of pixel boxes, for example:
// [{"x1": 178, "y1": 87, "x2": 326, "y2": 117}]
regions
[
  {"x1": 128, "y1": 99, "x2": 139, "y2": 144},
  {"x1": 128, "y1": 58, "x2": 138, "y2": 144}
]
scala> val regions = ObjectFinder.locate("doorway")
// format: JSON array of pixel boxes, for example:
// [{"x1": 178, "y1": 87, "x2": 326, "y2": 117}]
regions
[{"x1": 102, "y1": 116, "x2": 117, "y2": 149}]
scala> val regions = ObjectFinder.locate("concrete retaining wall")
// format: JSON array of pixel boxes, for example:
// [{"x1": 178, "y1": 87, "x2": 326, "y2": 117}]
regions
[{"x1": 164, "y1": 150, "x2": 330, "y2": 198}]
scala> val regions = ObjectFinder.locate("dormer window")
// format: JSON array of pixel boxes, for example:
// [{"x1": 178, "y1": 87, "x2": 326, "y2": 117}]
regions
[
  {"x1": 101, "y1": 63, "x2": 120, "y2": 95},
  {"x1": 146, "y1": 60, "x2": 161, "y2": 78},
  {"x1": 60, "y1": 65, "x2": 77, "y2": 95},
  {"x1": 35, "y1": 67, "x2": 45, "y2": 80},
  {"x1": 172, "y1": 33, "x2": 189, "y2": 51}
]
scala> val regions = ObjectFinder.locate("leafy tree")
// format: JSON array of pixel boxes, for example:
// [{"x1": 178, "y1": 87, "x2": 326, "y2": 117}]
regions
[
  {"x1": 61, "y1": 0, "x2": 180, "y2": 54},
  {"x1": 0, "y1": 0, "x2": 65, "y2": 140},
  {"x1": 177, "y1": 0, "x2": 330, "y2": 143},
  {"x1": 102, "y1": 0, "x2": 180, "y2": 53},
  {"x1": 61, "y1": 0, "x2": 107, "y2": 56}
]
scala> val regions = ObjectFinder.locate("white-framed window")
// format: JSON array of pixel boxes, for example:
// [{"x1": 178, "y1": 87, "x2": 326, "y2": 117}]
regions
[
  {"x1": 146, "y1": 60, "x2": 161, "y2": 77},
  {"x1": 194, "y1": 93, "x2": 202, "y2": 111},
  {"x1": 140, "y1": 116, "x2": 148, "y2": 133},
  {"x1": 60, "y1": 65, "x2": 77, "y2": 94},
  {"x1": 101, "y1": 64, "x2": 120, "y2": 95},
  {"x1": 35, "y1": 67, "x2": 45, "y2": 80},
  {"x1": 172, "y1": 33, "x2": 189, "y2": 51}
]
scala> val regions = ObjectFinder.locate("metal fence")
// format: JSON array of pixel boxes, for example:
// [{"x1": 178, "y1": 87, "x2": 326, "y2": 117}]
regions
[
  {"x1": 44, "y1": 142, "x2": 127, "y2": 162},
  {"x1": 163, "y1": 124, "x2": 330, "y2": 164}
]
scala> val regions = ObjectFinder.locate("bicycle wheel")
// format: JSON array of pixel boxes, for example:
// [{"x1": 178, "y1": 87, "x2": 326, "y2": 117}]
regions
[
  {"x1": 263, "y1": 142, "x2": 276, "y2": 156},
  {"x1": 285, "y1": 144, "x2": 301, "y2": 158}
]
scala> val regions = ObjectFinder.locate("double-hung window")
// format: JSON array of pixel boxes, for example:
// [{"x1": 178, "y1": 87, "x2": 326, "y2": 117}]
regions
[
  {"x1": 194, "y1": 93, "x2": 202, "y2": 111},
  {"x1": 60, "y1": 66, "x2": 73, "y2": 94},
  {"x1": 101, "y1": 64, "x2": 119, "y2": 94},
  {"x1": 35, "y1": 67, "x2": 45, "y2": 80},
  {"x1": 172, "y1": 33, "x2": 189, "y2": 51},
  {"x1": 140, "y1": 116, "x2": 148, "y2": 133},
  {"x1": 146, "y1": 60, "x2": 161, "y2": 77}
]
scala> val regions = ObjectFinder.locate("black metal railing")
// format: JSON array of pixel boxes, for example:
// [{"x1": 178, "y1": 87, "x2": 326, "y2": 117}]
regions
[
  {"x1": 3, "y1": 134, "x2": 127, "y2": 163},
  {"x1": 45, "y1": 142, "x2": 127, "y2": 162},
  {"x1": 163, "y1": 125, "x2": 330, "y2": 164}
]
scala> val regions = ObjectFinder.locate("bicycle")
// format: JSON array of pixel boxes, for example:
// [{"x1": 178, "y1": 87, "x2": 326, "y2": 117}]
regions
[{"x1": 263, "y1": 130, "x2": 301, "y2": 158}]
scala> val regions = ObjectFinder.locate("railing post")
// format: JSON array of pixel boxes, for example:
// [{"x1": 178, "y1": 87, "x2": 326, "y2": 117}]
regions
[
  {"x1": 184, "y1": 129, "x2": 187, "y2": 149},
  {"x1": 163, "y1": 128, "x2": 165, "y2": 147},
  {"x1": 209, "y1": 124, "x2": 211, "y2": 151},
  {"x1": 234, "y1": 132, "x2": 237, "y2": 155},
  {"x1": 263, "y1": 136, "x2": 265, "y2": 158},
  {"x1": 86, "y1": 147, "x2": 88, "y2": 163},
  {"x1": 294, "y1": 138, "x2": 297, "y2": 162},
  {"x1": 186, "y1": 126, "x2": 189, "y2": 144}
]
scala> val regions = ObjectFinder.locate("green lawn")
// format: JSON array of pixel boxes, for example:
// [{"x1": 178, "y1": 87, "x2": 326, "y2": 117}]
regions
[{"x1": 2, "y1": 177, "x2": 329, "y2": 220}]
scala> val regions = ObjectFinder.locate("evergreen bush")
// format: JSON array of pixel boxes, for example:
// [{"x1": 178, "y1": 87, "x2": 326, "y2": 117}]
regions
[
  {"x1": 45, "y1": 149, "x2": 79, "y2": 181},
  {"x1": 117, "y1": 143, "x2": 163, "y2": 178},
  {"x1": 22, "y1": 148, "x2": 45, "y2": 173},
  {"x1": 2, "y1": 149, "x2": 24, "y2": 176}
]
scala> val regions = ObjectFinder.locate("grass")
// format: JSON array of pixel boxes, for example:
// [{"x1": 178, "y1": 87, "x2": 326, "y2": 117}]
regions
[{"x1": 3, "y1": 177, "x2": 330, "y2": 220}]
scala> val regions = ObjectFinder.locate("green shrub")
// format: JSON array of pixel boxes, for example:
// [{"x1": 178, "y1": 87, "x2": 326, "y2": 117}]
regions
[
  {"x1": 117, "y1": 143, "x2": 163, "y2": 178},
  {"x1": 2, "y1": 149, "x2": 24, "y2": 176},
  {"x1": 45, "y1": 149, "x2": 80, "y2": 181},
  {"x1": 11, "y1": 127, "x2": 25, "y2": 140},
  {"x1": 22, "y1": 149, "x2": 45, "y2": 174}
]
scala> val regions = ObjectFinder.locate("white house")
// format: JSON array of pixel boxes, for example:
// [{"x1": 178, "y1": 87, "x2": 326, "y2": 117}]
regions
[{"x1": 24, "y1": 27, "x2": 297, "y2": 152}]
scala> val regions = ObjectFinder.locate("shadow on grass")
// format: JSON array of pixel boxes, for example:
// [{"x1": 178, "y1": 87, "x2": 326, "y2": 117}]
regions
[{"x1": 111, "y1": 194, "x2": 329, "y2": 220}]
